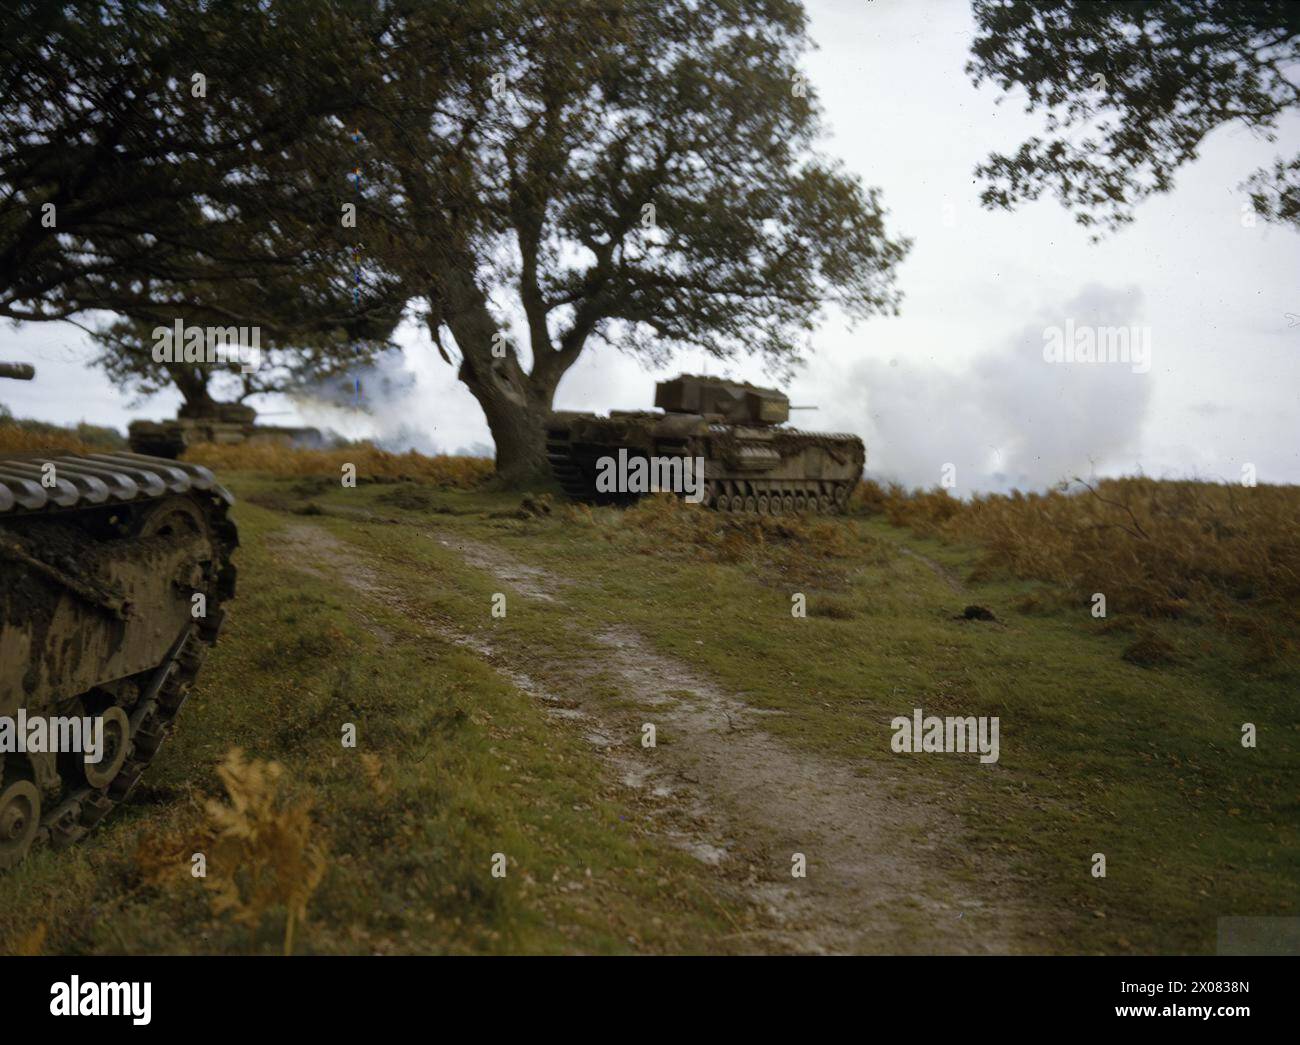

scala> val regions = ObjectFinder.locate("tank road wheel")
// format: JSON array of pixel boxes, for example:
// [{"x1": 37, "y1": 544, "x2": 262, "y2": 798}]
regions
[
  {"x1": 768, "y1": 493, "x2": 782, "y2": 516},
  {"x1": 130, "y1": 494, "x2": 209, "y2": 540},
  {"x1": 782, "y1": 494, "x2": 796, "y2": 514},
  {"x1": 756, "y1": 494, "x2": 770, "y2": 515},
  {"x1": 0, "y1": 780, "x2": 40, "y2": 870},
  {"x1": 83, "y1": 706, "x2": 130, "y2": 790},
  {"x1": 818, "y1": 494, "x2": 833, "y2": 513},
  {"x1": 744, "y1": 495, "x2": 757, "y2": 513},
  {"x1": 833, "y1": 484, "x2": 850, "y2": 511},
  {"x1": 794, "y1": 494, "x2": 807, "y2": 512}
]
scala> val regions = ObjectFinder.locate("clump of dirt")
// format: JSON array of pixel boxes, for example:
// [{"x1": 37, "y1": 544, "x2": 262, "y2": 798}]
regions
[
  {"x1": 245, "y1": 492, "x2": 323, "y2": 516},
  {"x1": 1122, "y1": 629, "x2": 1179, "y2": 667},
  {"x1": 518, "y1": 494, "x2": 553, "y2": 519},
  {"x1": 375, "y1": 485, "x2": 435, "y2": 511},
  {"x1": 289, "y1": 477, "x2": 336, "y2": 498},
  {"x1": 375, "y1": 485, "x2": 475, "y2": 515},
  {"x1": 808, "y1": 596, "x2": 858, "y2": 620}
]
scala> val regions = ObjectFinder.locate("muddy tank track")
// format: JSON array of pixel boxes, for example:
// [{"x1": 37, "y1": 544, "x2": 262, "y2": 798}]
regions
[
  {"x1": 545, "y1": 425, "x2": 593, "y2": 502},
  {"x1": 0, "y1": 452, "x2": 237, "y2": 867},
  {"x1": 701, "y1": 475, "x2": 855, "y2": 515}
]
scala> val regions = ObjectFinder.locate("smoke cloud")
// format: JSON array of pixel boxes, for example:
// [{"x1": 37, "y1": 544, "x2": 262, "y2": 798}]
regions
[{"x1": 821, "y1": 285, "x2": 1153, "y2": 494}]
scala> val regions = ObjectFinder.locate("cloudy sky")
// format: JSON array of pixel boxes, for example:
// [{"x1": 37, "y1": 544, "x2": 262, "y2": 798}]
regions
[{"x1": 4, "y1": 0, "x2": 1298, "y2": 493}]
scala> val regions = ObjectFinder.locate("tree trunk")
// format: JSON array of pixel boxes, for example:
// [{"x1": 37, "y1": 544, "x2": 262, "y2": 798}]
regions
[
  {"x1": 458, "y1": 356, "x2": 556, "y2": 487},
  {"x1": 172, "y1": 366, "x2": 219, "y2": 418},
  {"x1": 431, "y1": 271, "x2": 571, "y2": 489}
]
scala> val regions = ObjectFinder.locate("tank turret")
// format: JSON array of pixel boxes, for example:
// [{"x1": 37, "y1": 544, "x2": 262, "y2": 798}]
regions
[
  {"x1": 128, "y1": 400, "x2": 321, "y2": 458},
  {"x1": 178, "y1": 401, "x2": 257, "y2": 423},
  {"x1": 654, "y1": 375, "x2": 790, "y2": 425}
]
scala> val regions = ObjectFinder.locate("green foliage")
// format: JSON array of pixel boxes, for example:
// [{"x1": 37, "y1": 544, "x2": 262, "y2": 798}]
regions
[
  {"x1": 2, "y1": 1, "x2": 908, "y2": 471},
  {"x1": 0, "y1": 0, "x2": 407, "y2": 406},
  {"x1": 967, "y1": 0, "x2": 1300, "y2": 234}
]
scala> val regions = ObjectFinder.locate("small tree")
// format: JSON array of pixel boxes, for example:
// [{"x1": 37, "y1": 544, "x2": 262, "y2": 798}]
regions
[{"x1": 91, "y1": 312, "x2": 398, "y2": 417}]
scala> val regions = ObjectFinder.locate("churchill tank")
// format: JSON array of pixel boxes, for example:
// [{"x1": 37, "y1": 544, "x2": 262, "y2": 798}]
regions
[
  {"x1": 0, "y1": 362, "x2": 238, "y2": 868},
  {"x1": 546, "y1": 374, "x2": 864, "y2": 513},
  {"x1": 128, "y1": 401, "x2": 323, "y2": 458}
]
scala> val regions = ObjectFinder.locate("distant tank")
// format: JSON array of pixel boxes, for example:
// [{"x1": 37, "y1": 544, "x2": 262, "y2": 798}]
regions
[
  {"x1": 0, "y1": 362, "x2": 238, "y2": 868},
  {"x1": 128, "y1": 401, "x2": 323, "y2": 458},
  {"x1": 546, "y1": 374, "x2": 864, "y2": 513}
]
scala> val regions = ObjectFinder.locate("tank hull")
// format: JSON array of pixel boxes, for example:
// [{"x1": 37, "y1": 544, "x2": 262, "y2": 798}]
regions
[
  {"x1": 0, "y1": 452, "x2": 238, "y2": 867},
  {"x1": 547, "y1": 411, "x2": 864, "y2": 513},
  {"x1": 128, "y1": 417, "x2": 324, "y2": 458}
]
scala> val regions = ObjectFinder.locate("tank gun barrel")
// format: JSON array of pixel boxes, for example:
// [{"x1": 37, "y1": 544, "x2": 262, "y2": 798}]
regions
[{"x1": 0, "y1": 362, "x2": 35, "y2": 381}]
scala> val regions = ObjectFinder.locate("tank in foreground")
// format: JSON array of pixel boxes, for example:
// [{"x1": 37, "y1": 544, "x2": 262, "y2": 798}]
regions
[
  {"x1": 546, "y1": 374, "x2": 864, "y2": 514},
  {"x1": 0, "y1": 363, "x2": 238, "y2": 868}
]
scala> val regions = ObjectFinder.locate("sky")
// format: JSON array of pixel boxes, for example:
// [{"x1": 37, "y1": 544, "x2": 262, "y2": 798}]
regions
[{"x1": 3, "y1": 0, "x2": 1298, "y2": 494}]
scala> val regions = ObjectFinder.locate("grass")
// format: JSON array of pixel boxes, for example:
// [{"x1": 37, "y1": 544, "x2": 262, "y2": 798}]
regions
[
  {"x1": 1, "y1": 439, "x2": 1295, "y2": 953},
  {"x1": 853, "y1": 476, "x2": 1300, "y2": 665},
  {"x1": 0, "y1": 414, "x2": 125, "y2": 453},
  {"x1": 262, "y1": 468, "x2": 1294, "y2": 954},
  {"x1": 184, "y1": 441, "x2": 493, "y2": 488},
  {"x1": 0, "y1": 489, "x2": 742, "y2": 955}
]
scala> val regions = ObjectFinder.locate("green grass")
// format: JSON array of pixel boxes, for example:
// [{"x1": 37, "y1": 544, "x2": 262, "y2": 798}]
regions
[
  {"x1": 264, "y1": 476, "x2": 1297, "y2": 954},
  {"x1": 2, "y1": 472, "x2": 1294, "y2": 954},
  {"x1": 0, "y1": 494, "x2": 743, "y2": 955}
]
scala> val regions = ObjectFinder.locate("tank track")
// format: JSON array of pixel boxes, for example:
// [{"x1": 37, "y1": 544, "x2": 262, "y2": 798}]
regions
[
  {"x1": 702, "y1": 477, "x2": 855, "y2": 515},
  {"x1": 0, "y1": 452, "x2": 237, "y2": 864},
  {"x1": 30, "y1": 607, "x2": 222, "y2": 854},
  {"x1": 545, "y1": 425, "x2": 591, "y2": 501}
]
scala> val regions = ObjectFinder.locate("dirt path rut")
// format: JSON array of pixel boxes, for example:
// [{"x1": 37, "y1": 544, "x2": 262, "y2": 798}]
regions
[{"x1": 273, "y1": 521, "x2": 1037, "y2": 954}]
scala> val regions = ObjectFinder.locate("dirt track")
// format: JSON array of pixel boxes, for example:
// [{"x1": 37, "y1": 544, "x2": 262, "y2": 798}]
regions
[{"x1": 274, "y1": 520, "x2": 1039, "y2": 954}]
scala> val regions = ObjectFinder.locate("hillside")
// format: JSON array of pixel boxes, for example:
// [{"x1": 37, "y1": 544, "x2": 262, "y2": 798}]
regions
[{"x1": 0, "y1": 442, "x2": 1295, "y2": 954}]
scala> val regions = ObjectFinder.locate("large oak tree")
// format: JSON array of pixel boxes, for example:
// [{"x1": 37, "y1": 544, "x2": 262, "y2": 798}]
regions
[
  {"x1": 343, "y1": 0, "x2": 909, "y2": 483},
  {"x1": 3, "y1": 1, "x2": 908, "y2": 483}
]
